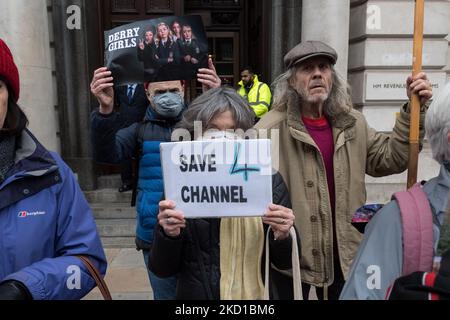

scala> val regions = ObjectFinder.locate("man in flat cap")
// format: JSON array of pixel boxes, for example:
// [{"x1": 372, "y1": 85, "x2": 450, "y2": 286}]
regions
[{"x1": 255, "y1": 40, "x2": 432, "y2": 300}]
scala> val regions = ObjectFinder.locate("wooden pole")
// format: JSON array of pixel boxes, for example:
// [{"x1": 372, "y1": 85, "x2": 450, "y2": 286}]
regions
[{"x1": 407, "y1": 0, "x2": 425, "y2": 189}]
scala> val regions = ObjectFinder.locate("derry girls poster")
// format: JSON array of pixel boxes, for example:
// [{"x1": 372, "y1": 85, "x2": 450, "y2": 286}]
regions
[{"x1": 104, "y1": 15, "x2": 208, "y2": 86}]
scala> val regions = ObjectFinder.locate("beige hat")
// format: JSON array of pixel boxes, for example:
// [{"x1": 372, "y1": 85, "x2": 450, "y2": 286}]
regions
[{"x1": 284, "y1": 40, "x2": 338, "y2": 69}]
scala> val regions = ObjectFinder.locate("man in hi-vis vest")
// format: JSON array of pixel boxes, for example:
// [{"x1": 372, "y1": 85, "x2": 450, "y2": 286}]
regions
[{"x1": 238, "y1": 66, "x2": 272, "y2": 122}]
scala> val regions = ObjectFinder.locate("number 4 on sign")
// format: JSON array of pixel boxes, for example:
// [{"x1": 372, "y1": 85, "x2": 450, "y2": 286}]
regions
[{"x1": 229, "y1": 143, "x2": 260, "y2": 181}]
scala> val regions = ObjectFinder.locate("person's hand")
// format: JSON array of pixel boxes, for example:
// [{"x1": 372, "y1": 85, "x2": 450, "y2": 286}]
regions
[
  {"x1": 138, "y1": 39, "x2": 145, "y2": 50},
  {"x1": 184, "y1": 55, "x2": 191, "y2": 62},
  {"x1": 158, "y1": 200, "x2": 186, "y2": 238},
  {"x1": 262, "y1": 204, "x2": 295, "y2": 241},
  {"x1": 168, "y1": 57, "x2": 174, "y2": 63},
  {"x1": 90, "y1": 67, "x2": 114, "y2": 114},
  {"x1": 191, "y1": 58, "x2": 199, "y2": 64},
  {"x1": 406, "y1": 72, "x2": 433, "y2": 107},
  {"x1": 198, "y1": 57, "x2": 221, "y2": 92}
]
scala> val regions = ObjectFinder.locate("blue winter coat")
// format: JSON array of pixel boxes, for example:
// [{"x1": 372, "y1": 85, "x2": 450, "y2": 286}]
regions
[
  {"x1": 0, "y1": 129, "x2": 107, "y2": 300},
  {"x1": 91, "y1": 107, "x2": 179, "y2": 247}
]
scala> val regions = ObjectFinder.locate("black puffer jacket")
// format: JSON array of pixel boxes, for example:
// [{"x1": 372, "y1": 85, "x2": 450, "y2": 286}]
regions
[{"x1": 148, "y1": 172, "x2": 300, "y2": 300}]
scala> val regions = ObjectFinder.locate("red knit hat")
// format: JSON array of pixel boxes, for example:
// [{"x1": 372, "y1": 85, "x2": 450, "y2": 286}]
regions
[{"x1": 0, "y1": 39, "x2": 20, "y2": 102}]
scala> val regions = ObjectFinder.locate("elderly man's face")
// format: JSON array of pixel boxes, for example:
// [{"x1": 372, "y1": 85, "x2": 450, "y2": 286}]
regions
[
  {"x1": 146, "y1": 81, "x2": 184, "y2": 101},
  {"x1": 291, "y1": 57, "x2": 333, "y2": 105},
  {"x1": 0, "y1": 80, "x2": 8, "y2": 129}
]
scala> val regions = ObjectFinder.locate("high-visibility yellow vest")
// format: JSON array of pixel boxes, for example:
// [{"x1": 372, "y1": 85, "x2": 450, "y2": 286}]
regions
[{"x1": 237, "y1": 75, "x2": 272, "y2": 118}]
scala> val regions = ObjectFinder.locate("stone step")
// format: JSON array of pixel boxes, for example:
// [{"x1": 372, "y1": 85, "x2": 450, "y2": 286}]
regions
[
  {"x1": 365, "y1": 182, "x2": 406, "y2": 204},
  {"x1": 91, "y1": 203, "x2": 136, "y2": 219},
  {"x1": 100, "y1": 237, "x2": 136, "y2": 249},
  {"x1": 97, "y1": 174, "x2": 122, "y2": 189},
  {"x1": 85, "y1": 188, "x2": 132, "y2": 204},
  {"x1": 96, "y1": 219, "x2": 136, "y2": 238}
]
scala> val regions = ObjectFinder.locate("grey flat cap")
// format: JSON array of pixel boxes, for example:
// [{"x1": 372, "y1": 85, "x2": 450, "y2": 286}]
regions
[{"x1": 284, "y1": 40, "x2": 338, "y2": 69}]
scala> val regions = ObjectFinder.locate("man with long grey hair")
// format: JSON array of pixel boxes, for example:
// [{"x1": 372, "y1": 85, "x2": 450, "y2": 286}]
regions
[
  {"x1": 340, "y1": 82, "x2": 450, "y2": 299},
  {"x1": 255, "y1": 40, "x2": 433, "y2": 299}
]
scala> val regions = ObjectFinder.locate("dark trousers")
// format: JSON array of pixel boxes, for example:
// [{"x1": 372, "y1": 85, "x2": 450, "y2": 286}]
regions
[
  {"x1": 120, "y1": 158, "x2": 133, "y2": 185},
  {"x1": 301, "y1": 260, "x2": 345, "y2": 300}
]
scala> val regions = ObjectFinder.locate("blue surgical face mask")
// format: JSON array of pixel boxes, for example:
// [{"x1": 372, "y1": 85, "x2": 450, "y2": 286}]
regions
[{"x1": 151, "y1": 92, "x2": 184, "y2": 118}]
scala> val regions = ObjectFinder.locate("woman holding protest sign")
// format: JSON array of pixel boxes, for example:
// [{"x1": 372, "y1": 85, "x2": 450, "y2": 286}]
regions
[{"x1": 148, "y1": 87, "x2": 301, "y2": 300}]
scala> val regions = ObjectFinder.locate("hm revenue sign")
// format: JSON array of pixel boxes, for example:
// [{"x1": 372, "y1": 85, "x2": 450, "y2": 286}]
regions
[{"x1": 160, "y1": 139, "x2": 272, "y2": 218}]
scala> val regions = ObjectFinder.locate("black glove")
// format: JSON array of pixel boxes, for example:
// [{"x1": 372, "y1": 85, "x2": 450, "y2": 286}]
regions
[{"x1": 0, "y1": 280, "x2": 32, "y2": 300}]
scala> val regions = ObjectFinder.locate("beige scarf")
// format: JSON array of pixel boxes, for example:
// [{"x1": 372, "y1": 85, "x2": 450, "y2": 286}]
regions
[{"x1": 219, "y1": 217, "x2": 265, "y2": 300}]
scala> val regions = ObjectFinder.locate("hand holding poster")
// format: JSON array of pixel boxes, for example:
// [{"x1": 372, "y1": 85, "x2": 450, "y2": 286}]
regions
[
  {"x1": 104, "y1": 15, "x2": 208, "y2": 86},
  {"x1": 160, "y1": 139, "x2": 273, "y2": 218}
]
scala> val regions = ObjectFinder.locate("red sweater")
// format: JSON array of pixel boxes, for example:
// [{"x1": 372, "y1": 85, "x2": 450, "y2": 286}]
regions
[{"x1": 302, "y1": 115, "x2": 336, "y2": 216}]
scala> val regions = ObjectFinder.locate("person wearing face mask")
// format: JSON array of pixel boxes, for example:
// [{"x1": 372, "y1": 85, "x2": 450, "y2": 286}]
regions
[
  {"x1": 90, "y1": 58, "x2": 221, "y2": 300},
  {"x1": 148, "y1": 87, "x2": 301, "y2": 300}
]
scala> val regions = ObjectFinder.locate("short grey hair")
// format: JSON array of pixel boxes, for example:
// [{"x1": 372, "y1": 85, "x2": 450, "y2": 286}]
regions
[
  {"x1": 175, "y1": 86, "x2": 255, "y2": 138},
  {"x1": 271, "y1": 65, "x2": 352, "y2": 118},
  {"x1": 425, "y1": 82, "x2": 450, "y2": 164}
]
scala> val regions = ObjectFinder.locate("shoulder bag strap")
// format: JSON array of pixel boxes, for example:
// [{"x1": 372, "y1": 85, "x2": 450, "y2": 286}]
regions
[
  {"x1": 264, "y1": 226, "x2": 303, "y2": 300},
  {"x1": 76, "y1": 255, "x2": 112, "y2": 300}
]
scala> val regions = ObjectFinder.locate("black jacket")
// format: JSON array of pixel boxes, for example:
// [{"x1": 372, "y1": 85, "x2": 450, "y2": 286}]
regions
[
  {"x1": 137, "y1": 43, "x2": 158, "y2": 70},
  {"x1": 155, "y1": 39, "x2": 181, "y2": 81},
  {"x1": 137, "y1": 43, "x2": 158, "y2": 81},
  {"x1": 148, "y1": 172, "x2": 301, "y2": 299}
]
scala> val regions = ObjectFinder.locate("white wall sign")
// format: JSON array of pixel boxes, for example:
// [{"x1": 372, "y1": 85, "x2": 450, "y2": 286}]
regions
[
  {"x1": 160, "y1": 139, "x2": 273, "y2": 218},
  {"x1": 365, "y1": 72, "x2": 447, "y2": 101}
]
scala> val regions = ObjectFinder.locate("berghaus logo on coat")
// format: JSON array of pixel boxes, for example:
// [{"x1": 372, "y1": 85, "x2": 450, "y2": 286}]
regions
[{"x1": 18, "y1": 211, "x2": 46, "y2": 218}]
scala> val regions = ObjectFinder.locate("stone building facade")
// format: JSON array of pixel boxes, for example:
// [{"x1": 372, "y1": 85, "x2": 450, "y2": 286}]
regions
[{"x1": 0, "y1": 0, "x2": 449, "y2": 201}]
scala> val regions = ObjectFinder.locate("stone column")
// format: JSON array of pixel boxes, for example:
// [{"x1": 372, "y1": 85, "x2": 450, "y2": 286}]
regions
[
  {"x1": 0, "y1": 0, "x2": 59, "y2": 152},
  {"x1": 270, "y1": 0, "x2": 302, "y2": 81},
  {"x1": 52, "y1": 0, "x2": 100, "y2": 190},
  {"x1": 301, "y1": 0, "x2": 351, "y2": 79}
]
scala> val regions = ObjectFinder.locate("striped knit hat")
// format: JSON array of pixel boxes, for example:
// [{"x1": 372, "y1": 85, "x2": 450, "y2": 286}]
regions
[{"x1": 0, "y1": 39, "x2": 20, "y2": 102}]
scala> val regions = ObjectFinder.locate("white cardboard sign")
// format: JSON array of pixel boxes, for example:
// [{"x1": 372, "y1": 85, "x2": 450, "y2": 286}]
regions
[{"x1": 160, "y1": 139, "x2": 273, "y2": 218}]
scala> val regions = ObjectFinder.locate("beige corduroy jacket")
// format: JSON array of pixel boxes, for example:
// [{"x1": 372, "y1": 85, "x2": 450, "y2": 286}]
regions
[{"x1": 255, "y1": 93, "x2": 426, "y2": 287}]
